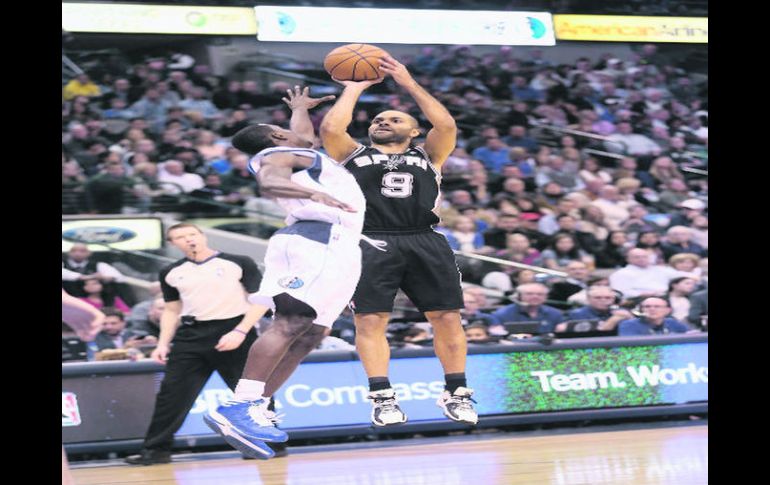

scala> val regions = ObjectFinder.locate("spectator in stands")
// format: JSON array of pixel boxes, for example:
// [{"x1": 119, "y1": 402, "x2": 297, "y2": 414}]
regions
[
  {"x1": 689, "y1": 215, "x2": 708, "y2": 250},
  {"x1": 490, "y1": 283, "x2": 565, "y2": 334},
  {"x1": 218, "y1": 109, "x2": 251, "y2": 138},
  {"x1": 194, "y1": 130, "x2": 227, "y2": 162},
  {"x1": 442, "y1": 216, "x2": 485, "y2": 253},
  {"x1": 590, "y1": 185, "x2": 631, "y2": 231},
  {"x1": 535, "y1": 182, "x2": 566, "y2": 213},
  {"x1": 83, "y1": 161, "x2": 136, "y2": 214},
  {"x1": 536, "y1": 155, "x2": 585, "y2": 192},
  {"x1": 548, "y1": 260, "x2": 592, "y2": 309},
  {"x1": 94, "y1": 308, "x2": 146, "y2": 351},
  {"x1": 667, "y1": 253, "x2": 703, "y2": 281},
  {"x1": 687, "y1": 288, "x2": 708, "y2": 330},
  {"x1": 635, "y1": 231, "x2": 667, "y2": 265},
  {"x1": 621, "y1": 205, "x2": 658, "y2": 238},
  {"x1": 502, "y1": 125, "x2": 539, "y2": 153},
  {"x1": 506, "y1": 147, "x2": 538, "y2": 181},
  {"x1": 62, "y1": 243, "x2": 127, "y2": 296},
  {"x1": 605, "y1": 121, "x2": 661, "y2": 157},
  {"x1": 578, "y1": 156, "x2": 613, "y2": 185},
  {"x1": 554, "y1": 214, "x2": 603, "y2": 256},
  {"x1": 157, "y1": 160, "x2": 204, "y2": 194},
  {"x1": 482, "y1": 212, "x2": 521, "y2": 250},
  {"x1": 561, "y1": 285, "x2": 633, "y2": 333},
  {"x1": 461, "y1": 289, "x2": 499, "y2": 333},
  {"x1": 212, "y1": 80, "x2": 243, "y2": 110},
  {"x1": 472, "y1": 136, "x2": 510, "y2": 174},
  {"x1": 576, "y1": 205, "x2": 610, "y2": 242},
  {"x1": 540, "y1": 233, "x2": 593, "y2": 271},
  {"x1": 538, "y1": 198, "x2": 579, "y2": 236},
  {"x1": 63, "y1": 73, "x2": 102, "y2": 101},
  {"x1": 179, "y1": 86, "x2": 221, "y2": 123},
  {"x1": 657, "y1": 178, "x2": 691, "y2": 212},
  {"x1": 130, "y1": 88, "x2": 173, "y2": 126},
  {"x1": 666, "y1": 277, "x2": 698, "y2": 323},
  {"x1": 609, "y1": 248, "x2": 671, "y2": 300},
  {"x1": 221, "y1": 152, "x2": 259, "y2": 198},
  {"x1": 661, "y1": 225, "x2": 707, "y2": 260},
  {"x1": 617, "y1": 297, "x2": 690, "y2": 336},
  {"x1": 667, "y1": 198, "x2": 707, "y2": 228},
  {"x1": 78, "y1": 279, "x2": 132, "y2": 314},
  {"x1": 648, "y1": 156, "x2": 685, "y2": 190},
  {"x1": 495, "y1": 233, "x2": 542, "y2": 267},
  {"x1": 464, "y1": 323, "x2": 492, "y2": 343}
]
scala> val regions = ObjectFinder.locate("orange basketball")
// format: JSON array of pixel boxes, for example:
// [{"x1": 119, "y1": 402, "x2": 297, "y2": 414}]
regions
[{"x1": 323, "y1": 44, "x2": 389, "y2": 81}]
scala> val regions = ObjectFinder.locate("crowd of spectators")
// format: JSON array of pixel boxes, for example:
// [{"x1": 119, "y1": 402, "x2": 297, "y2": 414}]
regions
[{"x1": 62, "y1": 40, "x2": 707, "y2": 359}]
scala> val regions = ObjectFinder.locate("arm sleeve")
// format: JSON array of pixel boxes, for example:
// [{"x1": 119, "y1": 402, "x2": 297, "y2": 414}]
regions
[
  {"x1": 159, "y1": 266, "x2": 180, "y2": 302},
  {"x1": 237, "y1": 256, "x2": 263, "y2": 293}
]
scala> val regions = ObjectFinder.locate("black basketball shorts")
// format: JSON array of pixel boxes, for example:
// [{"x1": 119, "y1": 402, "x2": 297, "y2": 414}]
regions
[{"x1": 351, "y1": 229, "x2": 464, "y2": 314}]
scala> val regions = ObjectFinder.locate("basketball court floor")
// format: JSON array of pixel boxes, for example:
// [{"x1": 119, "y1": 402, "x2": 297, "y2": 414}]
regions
[{"x1": 70, "y1": 420, "x2": 707, "y2": 484}]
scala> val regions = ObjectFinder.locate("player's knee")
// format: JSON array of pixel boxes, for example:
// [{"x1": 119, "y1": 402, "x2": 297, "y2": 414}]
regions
[
  {"x1": 293, "y1": 325, "x2": 326, "y2": 352},
  {"x1": 354, "y1": 312, "x2": 389, "y2": 336},
  {"x1": 426, "y1": 309, "x2": 461, "y2": 323}
]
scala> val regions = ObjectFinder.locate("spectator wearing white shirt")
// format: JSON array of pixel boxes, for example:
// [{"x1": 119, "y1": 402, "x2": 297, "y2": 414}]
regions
[
  {"x1": 609, "y1": 248, "x2": 672, "y2": 299},
  {"x1": 158, "y1": 160, "x2": 204, "y2": 194},
  {"x1": 604, "y1": 121, "x2": 661, "y2": 157},
  {"x1": 590, "y1": 185, "x2": 631, "y2": 231},
  {"x1": 62, "y1": 243, "x2": 126, "y2": 286}
]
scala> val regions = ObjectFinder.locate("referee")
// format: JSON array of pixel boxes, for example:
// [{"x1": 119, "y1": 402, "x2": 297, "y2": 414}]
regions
[{"x1": 125, "y1": 223, "x2": 266, "y2": 465}]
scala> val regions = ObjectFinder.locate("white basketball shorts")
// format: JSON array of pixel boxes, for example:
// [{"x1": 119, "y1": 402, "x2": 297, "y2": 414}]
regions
[{"x1": 249, "y1": 221, "x2": 362, "y2": 328}]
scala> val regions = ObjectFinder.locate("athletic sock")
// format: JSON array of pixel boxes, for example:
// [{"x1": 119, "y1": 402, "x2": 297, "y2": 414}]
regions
[
  {"x1": 234, "y1": 379, "x2": 266, "y2": 401},
  {"x1": 444, "y1": 373, "x2": 467, "y2": 394},
  {"x1": 368, "y1": 376, "x2": 392, "y2": 392}
]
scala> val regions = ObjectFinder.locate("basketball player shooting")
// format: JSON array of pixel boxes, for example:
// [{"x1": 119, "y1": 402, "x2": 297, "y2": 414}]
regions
[
  {"x1": 320, "y1": 54, "x2": 478, "y2": 427},
  {"x1": 203, "y1": 86, "x2": 382, "y2": 459}
]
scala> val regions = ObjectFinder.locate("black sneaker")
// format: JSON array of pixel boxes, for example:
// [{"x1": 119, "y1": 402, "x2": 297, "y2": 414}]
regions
[{"x1": 124, "y1": 449, "x2": 172, "y2": 465}]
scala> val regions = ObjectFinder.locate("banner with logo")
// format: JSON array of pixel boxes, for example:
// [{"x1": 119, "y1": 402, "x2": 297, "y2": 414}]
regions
[
  {"x1": 61, "y1": 217, "x2": 164, "y2": 252},
  {"x1": 254, "y1": 6, "x2": 555, "y2": 45},
  {"x1": 176, "y1": 341, "x2": 707, "y2": 434},
  {"x1": 554, "y1": 15, "x2": 708, "y2": 43},
  {"x1": 62, "y1": 3, "x2": 257, "y2": 35}
]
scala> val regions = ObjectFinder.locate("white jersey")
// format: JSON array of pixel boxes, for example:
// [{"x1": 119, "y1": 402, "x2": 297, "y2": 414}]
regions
[{"x1": 249, "y1": 147, "x2": 366, "y2": 234}]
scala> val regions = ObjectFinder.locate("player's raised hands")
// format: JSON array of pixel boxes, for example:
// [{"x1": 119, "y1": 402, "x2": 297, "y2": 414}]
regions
[
  {"x1": 282, "y1": 85, "x2": 336, "y2": 111},
  {"x1": 378, "y1": 55, "x2": 415, "y2": 86}
]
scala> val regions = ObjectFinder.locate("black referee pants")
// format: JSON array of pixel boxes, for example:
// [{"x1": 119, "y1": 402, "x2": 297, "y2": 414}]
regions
[{"x1": 143, "y1": 316, "x2": 257, "y2": 451}]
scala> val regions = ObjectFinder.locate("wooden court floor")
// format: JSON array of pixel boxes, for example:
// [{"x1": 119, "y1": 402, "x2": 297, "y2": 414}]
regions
[{"x1": 71, "y1": 424, "x2": 707, "y2": 485}]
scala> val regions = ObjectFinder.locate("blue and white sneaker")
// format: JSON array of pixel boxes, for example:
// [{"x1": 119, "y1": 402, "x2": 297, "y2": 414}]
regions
[
  {"x1": 203, "y1": 412, "x2": 275, "y2": 459},
  {"x1": 204, "y1": 399, "x2": 289, "y2": 459}
]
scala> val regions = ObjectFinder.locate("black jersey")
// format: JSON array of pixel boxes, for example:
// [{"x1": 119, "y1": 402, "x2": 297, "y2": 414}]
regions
[{"x1": 342, "y1": 145, "x2": 442, "y2": 232}]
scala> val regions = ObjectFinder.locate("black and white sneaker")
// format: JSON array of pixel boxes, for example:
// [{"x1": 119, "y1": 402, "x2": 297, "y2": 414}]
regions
[
  {"x1": 367, "y1": 388, "x2": 408, "y2": 426},
  {"x1": 436, "y1": 386, "x2": 478, "y2": 425}
]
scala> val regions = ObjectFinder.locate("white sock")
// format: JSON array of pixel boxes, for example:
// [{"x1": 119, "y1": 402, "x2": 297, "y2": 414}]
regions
[{"x1": 234, "y1": 379, "x2": 265, "y2": 401}]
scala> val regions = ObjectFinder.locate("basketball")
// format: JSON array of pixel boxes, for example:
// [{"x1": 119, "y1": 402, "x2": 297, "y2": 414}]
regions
[{"x1": 323, "y1": 44, "x2": 389, "y2": 81}]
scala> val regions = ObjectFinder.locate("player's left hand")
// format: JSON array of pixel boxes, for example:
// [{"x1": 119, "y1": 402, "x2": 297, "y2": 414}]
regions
[
  {"x1": 215, "y1": 330, "x2": 247, "y2": 351},
  {"x1": 282, "y1": 86, "x2": 336, "y2": 111},
  {"x1": 378, "y1": 55, "x2": 414, "y2": 86}
]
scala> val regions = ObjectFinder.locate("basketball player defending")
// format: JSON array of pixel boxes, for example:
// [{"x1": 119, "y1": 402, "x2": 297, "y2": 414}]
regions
[
  {"x1": 204, "y1": 87, "x2": 375, "y2": 458},
  {"x1": 320, "y1": 55, "x2": 478, "y2": 426}
]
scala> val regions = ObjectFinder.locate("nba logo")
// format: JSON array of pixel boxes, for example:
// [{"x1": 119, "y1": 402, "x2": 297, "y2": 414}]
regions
[{"x1": 62, "y1": 392, "x2": 81, "y2": 427}]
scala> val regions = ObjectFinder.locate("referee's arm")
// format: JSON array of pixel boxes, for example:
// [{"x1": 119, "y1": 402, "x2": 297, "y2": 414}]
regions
[{"x1": 152, "y1": 300, "x2": 182, "y2": 363}]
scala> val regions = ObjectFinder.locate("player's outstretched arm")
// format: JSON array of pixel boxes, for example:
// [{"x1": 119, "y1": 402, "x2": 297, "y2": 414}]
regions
[
  {"x1": 320, "y1": 78, "x2": 382, "y2": 162},
  {"x1": 282, "y1": 85, "x2": 335, "y2": 145},
  {"x1": 258, "y1": 152, "x2": 357, "y2": 212},
  {"x1": 379, "y1": 55, "x2": 456, "y2": 168}
]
